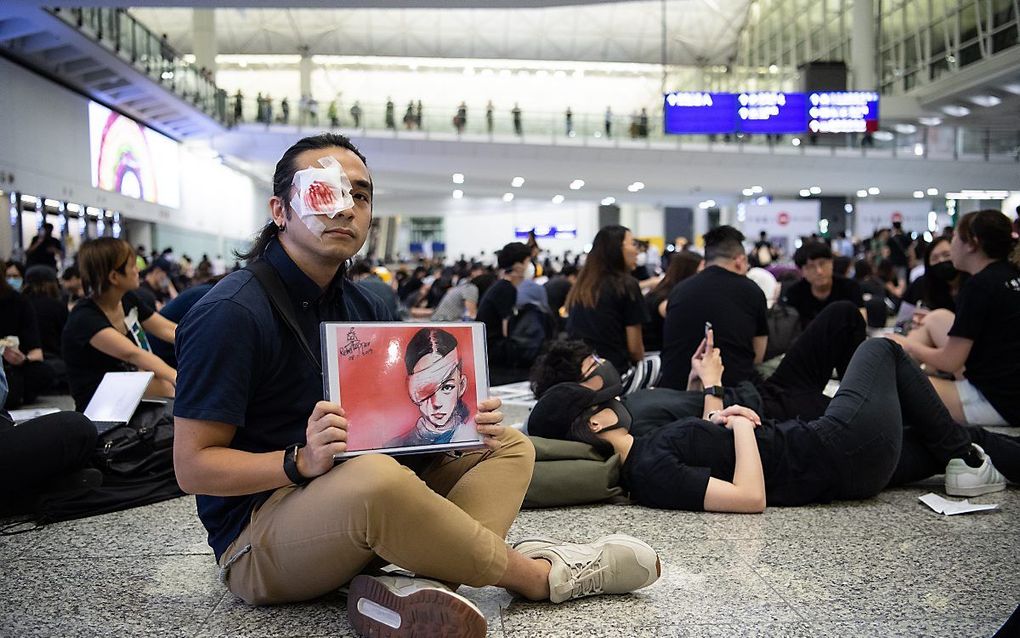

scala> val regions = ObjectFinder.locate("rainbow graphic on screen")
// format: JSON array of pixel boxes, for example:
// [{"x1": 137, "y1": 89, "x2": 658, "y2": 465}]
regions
[
  {"x1": 95, "y1": 110, "x2": 158, "y2": 201},
  {"x1": 88, "y1": 101, "x2": 180, "y2": 208}
]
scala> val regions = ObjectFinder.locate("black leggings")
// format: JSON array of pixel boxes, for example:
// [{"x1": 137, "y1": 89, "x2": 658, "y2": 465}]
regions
[
  {"x1": 758, "y1": 300, "x2": 866, "y2": 421},
  {"x1": 809, "y1": 338, "x2": 1019, "y2": 499},
  {"x1": 0, "y1": 411, "x2": 97, "y2": 503}
]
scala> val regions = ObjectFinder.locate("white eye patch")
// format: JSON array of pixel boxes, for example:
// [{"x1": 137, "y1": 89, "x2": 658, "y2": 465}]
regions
[{"x1": 288, "y1": 156, "x2": 356, "y2": 237}]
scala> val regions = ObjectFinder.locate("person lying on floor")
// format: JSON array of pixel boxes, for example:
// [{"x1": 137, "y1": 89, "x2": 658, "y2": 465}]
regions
[
  {"x1": 528, "y1": 337, "x2": 1017, "y2": 514},
  {"x1": 530, "y1": 298, "x2": 867, "y2": 435}
]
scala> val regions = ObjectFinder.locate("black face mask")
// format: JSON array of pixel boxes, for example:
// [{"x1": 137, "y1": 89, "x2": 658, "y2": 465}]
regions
[
  {"x1": 929, "y1": 261, "x2": 958, "y2": 282},
  {"x1": 582, "y1": 358, "x2": 623, "y2": 398}
]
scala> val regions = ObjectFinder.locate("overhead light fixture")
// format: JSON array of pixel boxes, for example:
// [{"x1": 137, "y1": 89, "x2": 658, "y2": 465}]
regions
[
  {"x1": 968, "y1": 94, "x2": 1002, "y2": 107},
  {"x1": 66, "y1": 203, "x2": 82, "y2": 213},
  {"x1": 873, "y1": 131, "x2": 895, "y2": 141},
  {"x1": 926, "y1": 187, "x2": 939, "y2": 196},
  {"x1": 809, "y1": 186, "x2": 821, "y2": 195},
  {"x1": 844, "y1": 204, "x2": 854, "y2": 214},
  {"x1": 941, "y1": 104, "x2": 971, "y2": 117},
  {"x1": 799, "y1": 189, "x2": 811, "y2": 197},
  {"x1": 918, "y1": 116, "x2": 942, "y2": 126},
  {"x1": 913, "y1": 191, "x2": 925, "y2": 198},
  {"x1": 946, "y1": 190, "x2": 1009, "y2": 200},
  {"x1": 452, "y1": 173, "x2": 465, "y2": 184},
  {"x1": 552, "y1": 195, "x2": 565, "y2": 204},
  {"x1": 1003, "y1": 83, "x2": 1020, "y2": 95},
  {"x1": 751, "y1": 185, "x2": 763, "y2": 194},
  {"x1": 914, "y1": 144, "x2": 925, "y2": 156},
  {"x1": 868, "y1": 187, "x2": 880, "y2": 195},
  {"x1": 601, "y1": 197, "x2": 616, "y2": 206},
  {"x1": 502, "y1": 193, "x2": 514, "y2": 202},
  {"x1": 511, "y1": 176, "x2": 525, "y2": 188},
  {"x1": 569, "y1": 179, "x2": 585, "y2": 190},
  {"x1": 627, "y1": 181, "x2": 645, "y2": 192},
  {"x1": 452, "y1": 189, "x2": 463, "y2": 199},
  {"x1": 856, "y1": 190, "x2": 869, "y2": 198},
  {"x1": 894, "y1": 123, "x2": 917, "y2": 134},
  {"x1": 791, "y1": 138, "x2": 801, "y2": 146},
  {"x1": 742, "y1": 188, "x2": 754, "y2": 196},
  {"x1": 43, "y1": 198, "x2": 61, "y2": 208}
]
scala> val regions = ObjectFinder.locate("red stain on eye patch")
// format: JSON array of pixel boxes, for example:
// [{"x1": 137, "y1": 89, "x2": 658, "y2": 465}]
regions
[{"x1": 305, "y1": 181, "x2": 337, "y2": 212}]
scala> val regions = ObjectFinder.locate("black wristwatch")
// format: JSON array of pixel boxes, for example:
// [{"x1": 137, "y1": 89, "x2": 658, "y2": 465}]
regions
[
  {"x1": 703, "y1": 385, "x2": 725, "y2": 398},
  {"x1": 284, "y1": 443, "x2": 311, "y2": 486}
]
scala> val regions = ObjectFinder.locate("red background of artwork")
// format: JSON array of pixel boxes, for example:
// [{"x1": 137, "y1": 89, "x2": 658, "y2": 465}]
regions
[{"x1": 333, "y1": 324, "x2": 479, "y2": 451}]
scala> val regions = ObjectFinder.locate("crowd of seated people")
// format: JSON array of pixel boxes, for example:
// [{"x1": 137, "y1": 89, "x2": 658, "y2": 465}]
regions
[{"x1": 1, "y1": 139, "x2": 1017, "y2": 638}]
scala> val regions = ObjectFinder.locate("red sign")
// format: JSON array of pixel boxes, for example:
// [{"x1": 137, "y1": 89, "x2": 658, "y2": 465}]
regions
[
  {"x1": 891, "y1": 211, "x2": 903, "y2": 223},
  {"x1": 777, "y1": 211, "x2": 790, "y2": 226}
]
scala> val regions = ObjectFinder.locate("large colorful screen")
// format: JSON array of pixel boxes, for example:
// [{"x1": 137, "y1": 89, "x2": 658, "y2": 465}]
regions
[{"x1": 88, "y1": 101, "x2": 180, "y2": 208}]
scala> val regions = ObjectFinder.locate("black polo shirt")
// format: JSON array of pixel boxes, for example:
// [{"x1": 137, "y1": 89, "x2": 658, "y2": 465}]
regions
[
  {"x1": 174, "y1": 239, "x2": 394, "y2": 560},
  {"x1": 783, "y1": 276, "x2": 864, "y2": 330}
]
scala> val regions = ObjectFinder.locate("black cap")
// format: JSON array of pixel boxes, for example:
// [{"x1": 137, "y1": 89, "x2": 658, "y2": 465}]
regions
[{"x1": 526, "y1": 380, "x2": 621, "y2": 440}]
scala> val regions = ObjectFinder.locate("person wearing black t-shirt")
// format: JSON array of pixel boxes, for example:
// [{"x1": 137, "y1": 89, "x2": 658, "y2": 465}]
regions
[
  {"x1": 530, "y1": 337, "x2": 1018, "y2": 513},
  {"x1": 565, "y1": 225, "x2": 648, "y2": 374},
  {"x1": 543, "y1": 264, "x2": 577, "y2": 332},
  {"x1": 25, "y1": 223, "x2": 64, "y2": 271},
  {"x1": 660, "y1": 226, "x2": 767, "y2": 390},
  {"x1": 0, "y1": 275, "x2": 56, "y2": 409},
  {"x1": 783, "y1": 241, "x2": 865, "y2": 330},
  {"x1": 62, "y1": 238, "x2": 178, "y2": 411},
  {"x1": 476, "y1": 241, "x2": 533, "y2": 382},
  {"x1": 642, "y1": 250, "x2": 702, "y2": 352},
  {"x1": 887, "y1": 210, "x2": 1020, "y2": 427},
  {"x1": 897, "y1": 236, "x2": 965, "y2": 324}
]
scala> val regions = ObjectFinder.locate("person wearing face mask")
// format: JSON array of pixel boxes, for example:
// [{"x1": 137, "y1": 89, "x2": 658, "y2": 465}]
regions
[
  {"x1": 1, "y1": 260, "x2": 56, "y2": 409},
  {"x1": 565, "y1": 225, "x2": 648, "y2": 374},
  {"x1": 897, "y1": 237, "x2": 966, "y2": 326},
  {"x1": 886, "y1": 210, "x2": 1020, "y2": 427},
  {"x1": 529, "y1": 334, "x2": 1019, "y2": 513}
]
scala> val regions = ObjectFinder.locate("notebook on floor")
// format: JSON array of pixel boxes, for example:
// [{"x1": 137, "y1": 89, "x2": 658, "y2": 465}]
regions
[{"x1": 83, "y1": 371, "x2": 155, "y2": 434}]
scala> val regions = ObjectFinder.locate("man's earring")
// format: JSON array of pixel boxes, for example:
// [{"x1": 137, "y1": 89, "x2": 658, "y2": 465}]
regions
[{"x1": 278, "y1": 223, "x2": 286, "y2": 233}]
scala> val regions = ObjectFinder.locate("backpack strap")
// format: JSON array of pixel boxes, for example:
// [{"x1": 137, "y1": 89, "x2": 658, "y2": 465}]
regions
[{"x1": 246, "y1": 260, "x2": 321, "y2": 374}]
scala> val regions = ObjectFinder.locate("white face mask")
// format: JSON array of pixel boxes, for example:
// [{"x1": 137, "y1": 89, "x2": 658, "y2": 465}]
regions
[
  {"x1": 636, "y1": 252, "x2": 648, "y2": 267},
  {"x1": 288, "y1": 156, "x2": 355, "y2": 238},
  {"x1": 523, "y1": 261, "x2": 536, "y2": 280}
]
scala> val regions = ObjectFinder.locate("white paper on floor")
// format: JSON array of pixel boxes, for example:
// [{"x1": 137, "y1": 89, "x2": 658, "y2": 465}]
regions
[{"x1": 919, "y1": 492, "x2": 999, "y2": 515}]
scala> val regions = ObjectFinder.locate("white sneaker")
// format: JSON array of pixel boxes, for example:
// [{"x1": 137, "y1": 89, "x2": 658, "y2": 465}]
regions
[
  {"x1": 512, "y1": 534, "x2": 661, "y2": 604},
  {"x1": 346, "y1": 574, "x2": 486, "y2": 638},
  {"x1": 945, "y1": 444, "x2": 1007, "y2": 497}
]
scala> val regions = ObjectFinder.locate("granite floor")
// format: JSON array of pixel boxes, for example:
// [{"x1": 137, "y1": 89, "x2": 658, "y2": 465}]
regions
[{"x1": 2, "y1": 398, "x2": 1018, "y2": 637}]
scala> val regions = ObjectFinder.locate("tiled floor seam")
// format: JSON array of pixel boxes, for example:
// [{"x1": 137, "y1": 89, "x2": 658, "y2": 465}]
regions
[
  {"x1": 745, "y1": 562, "x2": 811, "y2": 623},
  {"x1": 192, "y1": 589, "x2": 230, "y2": 638}
]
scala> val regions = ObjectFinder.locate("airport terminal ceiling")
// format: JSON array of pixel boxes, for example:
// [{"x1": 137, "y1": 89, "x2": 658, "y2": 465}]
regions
[{"x1": 129, "y1": 1, "x2": 754, "y2": 66}]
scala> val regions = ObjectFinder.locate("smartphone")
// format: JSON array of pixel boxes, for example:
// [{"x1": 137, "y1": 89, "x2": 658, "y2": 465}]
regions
[{"x1": 704, "y1": 321, "x2": 713, "y2": 338}]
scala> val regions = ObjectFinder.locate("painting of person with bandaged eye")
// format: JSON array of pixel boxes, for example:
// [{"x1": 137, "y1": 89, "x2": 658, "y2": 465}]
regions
[
  {"x1": 324, "y1": 322, "x2": 487, "y2": 457},
  {"x1": 392, "y1": 328, "x2": 477, "y2": 447}
]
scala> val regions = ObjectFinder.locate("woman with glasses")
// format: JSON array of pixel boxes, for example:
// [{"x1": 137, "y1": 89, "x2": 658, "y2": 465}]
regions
[{"x1": 62, "y1": 238, "x2": 177, "y2": 410}]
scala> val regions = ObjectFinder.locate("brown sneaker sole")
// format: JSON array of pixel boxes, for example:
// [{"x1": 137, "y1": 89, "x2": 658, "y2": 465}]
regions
[{"x1": 346, "y1": 575, "x2": 487, "y2": 638}]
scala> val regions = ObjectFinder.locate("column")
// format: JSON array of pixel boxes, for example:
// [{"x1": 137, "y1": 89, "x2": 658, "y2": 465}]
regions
[
  {"x1": 850, "y1": 0, "x2": 876, "y2": 90},
  {"x1": 192, "y1": 9, "x2": 217, "y2": 76},
  {"x1": 298, "y1": 45, "x2": 313, "y2": 98}
]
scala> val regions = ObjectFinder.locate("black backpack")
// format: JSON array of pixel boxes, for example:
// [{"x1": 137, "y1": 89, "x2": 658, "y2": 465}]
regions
[
  {"x1": 33, "y1": 401, "x2": 183, "y2": 525},
  {"x1": 506, "y1": 303, "x2": 554, "y2": 367}
]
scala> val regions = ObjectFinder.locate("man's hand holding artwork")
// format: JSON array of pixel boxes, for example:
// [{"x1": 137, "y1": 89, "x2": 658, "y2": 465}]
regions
[
  {"x1": 475, "y1": 397, "x2": 505, "y2": 451},
  {"x1": 298, "y1": 401, "x2": 349, "y2": 477}
]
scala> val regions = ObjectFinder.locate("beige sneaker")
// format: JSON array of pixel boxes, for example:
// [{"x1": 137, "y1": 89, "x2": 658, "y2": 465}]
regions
[
  {"x1": 513, "y1": 534, "x2": 661, "y2": 603},
  {"x1": 346, "y1": 574, "x2": 486, "y2": 638}
]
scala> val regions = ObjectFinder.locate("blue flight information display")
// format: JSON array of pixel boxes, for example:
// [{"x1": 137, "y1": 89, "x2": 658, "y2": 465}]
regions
[{"x1": 663, "y1": 91, "x2": 879, "y2": 135}]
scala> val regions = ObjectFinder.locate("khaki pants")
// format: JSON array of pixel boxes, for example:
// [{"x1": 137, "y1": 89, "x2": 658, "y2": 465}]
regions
[{"x1": 219, "y1": 427, "x2": 535, "y2": 605}]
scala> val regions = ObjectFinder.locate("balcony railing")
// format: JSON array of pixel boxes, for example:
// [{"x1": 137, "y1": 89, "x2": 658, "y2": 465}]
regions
[
  {"x1": 227, "y1": 96, "x2": 1020, "y2": 162},
  {"x1": 51, "y1": 7, "x2": 228, "y2": 124}
]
